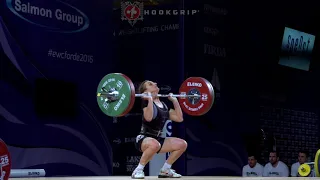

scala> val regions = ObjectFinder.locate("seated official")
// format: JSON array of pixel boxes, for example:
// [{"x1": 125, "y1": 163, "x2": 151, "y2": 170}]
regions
[
  {"x1": 242, "y1": 154, "x2": 264, "y2": 177},
  {"x1": 291, "y1": 150, "x2": 308, "y2": 177},
  {"x1": 263, "y1": 151, "x2": 289, "y2": 177}
]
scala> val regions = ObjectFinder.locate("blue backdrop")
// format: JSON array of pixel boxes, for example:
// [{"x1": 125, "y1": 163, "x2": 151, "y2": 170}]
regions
[
  {"x1": 0, "y1": 0, "x2": 113, "y2": 176},
  {"x1": 0, "y1": 0, "x2": 253, "y2": 177},
  {"x1": 1, "y1": 0, "x2": 319, "y2": 178}
]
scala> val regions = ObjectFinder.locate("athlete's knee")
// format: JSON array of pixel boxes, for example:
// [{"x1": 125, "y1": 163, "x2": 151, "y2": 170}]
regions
[
  {"x1": 177, "y1": 139, "x2": 188, "y2": 151},
  {"x1": 147, "y1": 139, "x2": 161, "y2": 152}
]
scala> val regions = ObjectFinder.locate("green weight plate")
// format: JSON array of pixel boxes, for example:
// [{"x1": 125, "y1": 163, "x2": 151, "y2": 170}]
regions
[
  {"x1": 119, "y1": 74, "x2": 136, "y2": 117},
  {"x1": 97, "y1": 73, "x2": 135, "y2": 117}
]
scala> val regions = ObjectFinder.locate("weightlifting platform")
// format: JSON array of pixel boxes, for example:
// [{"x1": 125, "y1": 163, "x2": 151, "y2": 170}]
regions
[{"x1": 7, "y1": 177, "x2": 320, "y2": 180}]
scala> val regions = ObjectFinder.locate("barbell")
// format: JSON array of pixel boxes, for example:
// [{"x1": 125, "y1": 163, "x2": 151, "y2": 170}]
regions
[
  {"x1": 0, "y1": 139, "x2": 46, "y2": 180},
  {"x1": 96, "y1": 73, "x2": 215, "y2": 117}
]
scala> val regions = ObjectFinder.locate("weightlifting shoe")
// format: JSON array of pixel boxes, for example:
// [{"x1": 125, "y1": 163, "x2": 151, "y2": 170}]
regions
[
  {"x1": 158, "y1": 168, "x2": 182, "y2": 178},
  {"x1": 131, "y1": 169, "x2": 145, "y2": 179}
]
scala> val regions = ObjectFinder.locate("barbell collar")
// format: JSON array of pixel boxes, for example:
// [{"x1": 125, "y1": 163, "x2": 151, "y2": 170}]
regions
[{"x1": 97, "y1": 91, "x2": 119, "y2": 102}]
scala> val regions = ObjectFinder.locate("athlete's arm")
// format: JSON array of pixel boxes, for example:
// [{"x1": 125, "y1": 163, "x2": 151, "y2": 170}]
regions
[
  {"x1": 169, "y1": 100, "x2": 183, "y2": 122},
  {"x1": 143, "y1": 98, "x2": 154, "y2": 121}
]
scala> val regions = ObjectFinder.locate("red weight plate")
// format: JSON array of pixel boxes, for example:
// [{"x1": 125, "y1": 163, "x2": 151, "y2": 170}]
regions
[
  {"x1": 179, "y1": 77, "x2": 215, "y2": 116},
  {"x1": 0, "y1": 139, "x2": 11, "y2": 180},
  {"x1": 118, "y1": 73, "x2": 136, "y2": 117}
]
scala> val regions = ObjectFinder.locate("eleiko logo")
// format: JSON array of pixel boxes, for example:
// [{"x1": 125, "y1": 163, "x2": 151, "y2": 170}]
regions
[
  {"x1": 28, "y1": 172, "x2": 40, "y2": 176},
  {"x1": 6, "y1": 0, "x2": 90, "y2": 33},
  {"x1": 124, "y1": 137, "x2": 135, "y2": 143}
]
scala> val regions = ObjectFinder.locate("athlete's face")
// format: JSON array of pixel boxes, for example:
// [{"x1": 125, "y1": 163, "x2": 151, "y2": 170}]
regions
[
  {"x1": 144, "y1": 81, "x2": 159, "y2": 93},
  {"x1": 248, "y1": 156, "x2": 257, "y2": 168}
]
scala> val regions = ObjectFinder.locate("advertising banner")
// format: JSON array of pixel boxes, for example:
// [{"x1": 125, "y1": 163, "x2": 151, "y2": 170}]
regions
[
  {"x1": 279, "y1": 27, "x2": 316, "y2": 71},
  {"x1": 0, "y1": 0, "x2": 113, "y2": 176}
]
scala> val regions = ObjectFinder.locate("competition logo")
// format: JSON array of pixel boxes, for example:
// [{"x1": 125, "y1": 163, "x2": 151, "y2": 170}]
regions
[
  {"x1": 120, "y1": 1, "x2": 199, "y2": 27},
  {"x1": 121, "y1": 1, "x2": 143, "y2": 27}
]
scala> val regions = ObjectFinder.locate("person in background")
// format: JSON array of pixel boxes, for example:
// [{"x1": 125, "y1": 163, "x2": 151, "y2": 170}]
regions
[
  {"x1": 263, "y1": 151, "x2": 289, "y2": 177},
  {"x1": 242, "y1": 154, "x2": 264, "y2": 177},
  {"x1": 291, "y1": 150, "x2": 308, "y2": 177}
]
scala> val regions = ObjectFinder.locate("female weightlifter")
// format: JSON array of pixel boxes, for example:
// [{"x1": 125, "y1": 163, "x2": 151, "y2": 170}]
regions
[{"x1": 132, "y1": 80, "x2": 188, "y2": 179}]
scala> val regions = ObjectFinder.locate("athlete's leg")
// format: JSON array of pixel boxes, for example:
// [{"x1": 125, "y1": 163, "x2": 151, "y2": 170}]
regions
[
  {"x1": 132, "y1": 137, "x2": 161, "y2": 179},
  {"x1": 159, "y1": 137, "x2": 187, "y2": 164},
  {"x1": 140, "y1": 137, "x2": 161, "y2": 165},
  {"x1": 157, "y1": 137, "x2": 187, "y2": 178}
]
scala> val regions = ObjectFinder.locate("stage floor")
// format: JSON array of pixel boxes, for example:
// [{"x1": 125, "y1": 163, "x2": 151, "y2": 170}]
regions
[{"x1": 8, "y1": 177, "x2": 320, "y2": 180}]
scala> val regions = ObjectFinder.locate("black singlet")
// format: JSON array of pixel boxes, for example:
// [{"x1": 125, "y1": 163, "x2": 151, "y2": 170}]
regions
[{"x1": 140, "y1": 100, "x2": 169, "y2": 137}]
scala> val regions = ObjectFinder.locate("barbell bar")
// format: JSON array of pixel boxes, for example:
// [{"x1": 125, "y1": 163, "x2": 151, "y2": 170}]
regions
[
  {"x1": 96, "y1": 73, "x2": 215, "y2": 117},
  {"x1": 97, "y1": 91, "x2": 201, "y2": 99},
  {"x1": 136, "y1": 93, "x2": 201, "y2": 98},
  {"x1": 0, "y1": 138, "x2": 46, "y2": 180}
]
